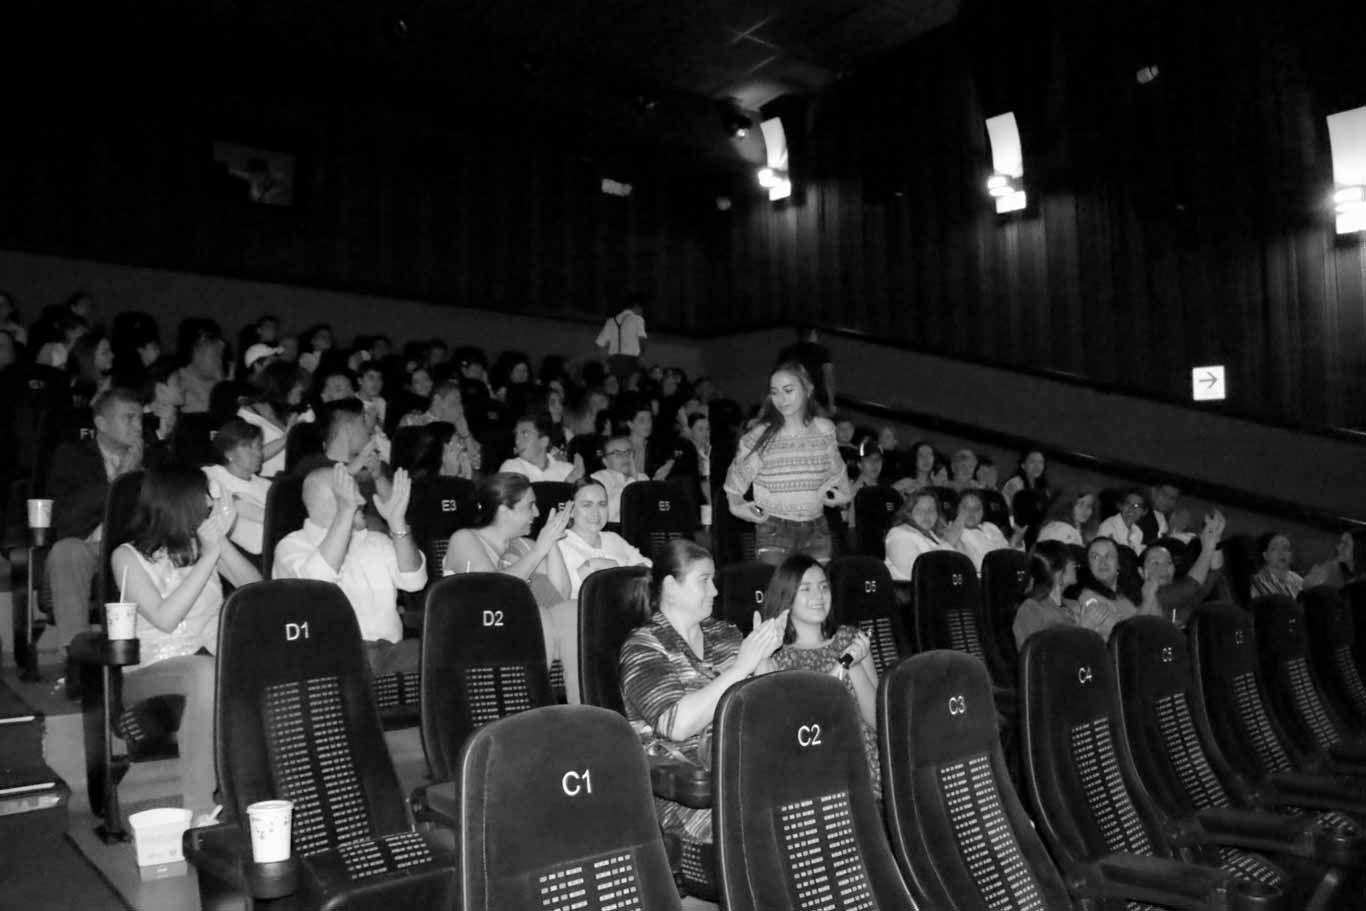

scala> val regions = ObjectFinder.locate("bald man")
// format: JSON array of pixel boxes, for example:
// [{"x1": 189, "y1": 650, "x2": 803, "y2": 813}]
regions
[{"x1": 273, "y1": 463, "x2": 426, "y2": 674}]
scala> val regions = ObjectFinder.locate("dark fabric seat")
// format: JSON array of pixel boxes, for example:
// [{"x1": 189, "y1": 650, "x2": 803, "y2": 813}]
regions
[
  {"x1": 826, "y1": 555, "x2": 911, "y2": 676},
  {"x1": 172, "y1": 412, "x2": 221, "y2": 467},
  {"x1": 1252, "y1": 596, "x2": 1366, "y2": 772},
  {"x1": 1020, "y1": 625, "x2": 1291, "y2": 909},
  {"x1": 530, "y1": 481, "x2": 574, "y2": 538},
  {"x1": 414, "y1": 574, "x2": 554, "y2": 825},
  {"x1": 879, "y1": 650, "x2": 1071, "y2": 910},
  {"x1": 577, "y1": 565, "x2": 652, "y2": 716},
  {"x1": 1190, "y1": 602, "x2": 1366, "y2": 818},
  {"x1": 457, "y1": 705, "x2": 680, "y2": 911},
  {"x1": 619, "y1": 480, "x2": 696, "y2": 561},
  {"x1": 186, "y1": 580, "x2": 455, "y2": 911},
  {"x1": 713, "y1": 670, "x2": 917, "y2": 910},
  {"x1": 713, "y1": 559, "x2": 774, "y2": 636},
  {"x1": 852, "y1": 484, "x2": 901, "y2": 558},
  {"x1": 912, "y1": 550, "x2": 1012, "y2": 688},
  {"x1": 1111, "y1": 616, "x2": 1358, "y2": 906},
  {"x1": 1303, "y1": 585, "x2": 1366, "y2": 728},
  {"x1": 405, "y1": 476, "x2": 477, "y2": 574},
  {"x1": 980, "y1": 548, "x2": 1033, "y2": 676}
]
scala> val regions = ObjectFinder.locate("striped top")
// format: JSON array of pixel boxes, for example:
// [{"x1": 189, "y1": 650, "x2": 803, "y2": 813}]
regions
[{"x1": 723, "y1": 417, "x2": 843, "y2": 521}]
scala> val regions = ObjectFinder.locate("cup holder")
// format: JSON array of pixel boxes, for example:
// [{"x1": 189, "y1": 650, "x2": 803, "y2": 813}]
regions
[
  {"x1": 246, "y1": 856, "x2": 300, "y2": 899},
  {"x1": 1231, "y1": 878, "x2": 1284, "y2": 911},
  {"x1": 1315, "y1": 828, "x2": 1363, "y2": 867}
]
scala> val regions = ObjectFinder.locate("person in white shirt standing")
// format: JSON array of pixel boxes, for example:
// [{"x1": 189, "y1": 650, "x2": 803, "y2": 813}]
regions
[
  {"x1": 595, "y1": 295, "x2": 647, "y2": 381},
  {"x1": 499, "y1": 414, "x2": 585, "y2": 484},
  {"x1": 273, "y1": 464, "x2": 426, "y2": 675}
]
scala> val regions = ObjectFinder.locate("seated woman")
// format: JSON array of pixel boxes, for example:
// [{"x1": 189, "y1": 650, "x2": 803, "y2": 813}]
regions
[
  {"x1": 884, "y1": 489, "x2": 957, "y2": 581},
  {"x1": 1303, "y1": 528, "x2": 1366, "y2": 591},
  {"x1": 238, "y1": 361, "x2": 308, "y2": 478},
  {"x1": 1140, "y1": 510, "x2": 1227, "y2": 629},
  {"x1": 761, "y1": 554, "x2": 879, "y2": 795},
  {"x1": 110, "y1": 466, "x2": 261, "y2": 823},
  {"x1": 619, "y1": 540, "x2": 788, "y2": 854},
  {"x1": 202, "y1": 419, "x2": 271, "y2": 559},
  {"x1": 1000, "y1": 449, "x2": 1049, "y2": 512},
  {"x1": 1250, "y1": 531, "x2": 1305, "y2": 599},
  {"x1": 443, "y1": 472, "x2": 582, "y2": 703},
  {"x1": 391, "y1": 420, "x2": 474, "y2": 481},
  {"x1": 558, "y1": 478, "x2": 651, "y2": 599},
  {"x1": 948, "y1": 448, "x2": 979, "y2": 492},
  {"x1": 955, "y1": 488, "x2": 1020, "y2": 572},
  {"x1": 1074, "y1": 536, "x2": 1162, "y2": 640},
  {"x1": 1013, "y1": 541, "x2": 1080, "y2": 649},
  {"x1": 891, "y1": 439, "x2": 937, "y2": 498},
  {"x1": 1036, "y1": 489, "x2": 1097, "y2": 548}
]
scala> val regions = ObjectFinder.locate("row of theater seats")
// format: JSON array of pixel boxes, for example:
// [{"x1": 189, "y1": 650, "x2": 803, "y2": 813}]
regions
[{"x1": 169, "y1": 560, "x2": 1366, "y2": 911}]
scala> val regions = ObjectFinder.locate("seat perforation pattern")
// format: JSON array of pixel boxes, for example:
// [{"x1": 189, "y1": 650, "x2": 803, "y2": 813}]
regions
[
  {"x1": 938, "y1": 753, "x2": 1045, "y2": 911},
  {"x1": 778, "y1": 791, "x2": 875, "y2": 911},
  {"x1": 372, "y1": 671, "x2": 421, "y2": 710},
  {"x1": 1154, "y1": 694, "x2": 1230, "y2": 808},
  {"x1": 263, "y1": 677, "x2": 371, "y2": 856},
  {"x1": 1070, "y1": 718, "x2": 1152, "y2": 855},
  {"x1": 1285, "y1": 658, "x2": 1340, "y2": 751},
  {"x1": 945, "y1": 610, "x2": 985, "y2": 661},
  {"x1": 536, "y1": 850, "x2": 644, "y2": 911},
  {"x1": 335, "y1": 831, "x2": 435, "y2": 879},
  {"x1": 1215, "y1": 847, "x2": 1284, "y2": 888},
  {"x1": 464, "y1": 665, "x2": 534, "y2": 727},
  {"x1": 432, "y1": 539, "x2": 450, "y2": 567},
  {"x1": 1332, "y1": 646, "x2": 1366, "y2": 715},
  {"x1": 1232, "y1": 672, "x2": 1293, "y2": 774},
  {"x1": 859, "y1": 617, "x2": 898, "y2": 675}
]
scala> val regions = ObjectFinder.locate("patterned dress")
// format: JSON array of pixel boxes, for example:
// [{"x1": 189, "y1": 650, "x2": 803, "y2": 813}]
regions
[
  {"x1": 770, "y1": 625, "x2": 881, "y2": 799},
  {"x1": 619, "y1": 612, "x2": 742, "y2": 846}
]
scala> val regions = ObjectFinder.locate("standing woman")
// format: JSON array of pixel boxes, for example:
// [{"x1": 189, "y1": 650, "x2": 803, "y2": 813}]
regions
[
  {"x1": 724, "y1": 362, "x2": 850, "y2": 565},
  {"x1": 110, "y1": 467, "x2": 261, "y2": 823}
]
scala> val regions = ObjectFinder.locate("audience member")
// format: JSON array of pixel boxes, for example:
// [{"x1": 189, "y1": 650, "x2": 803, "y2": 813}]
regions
[
  {"x1": 955, "y1": 488, "x2": 1019, "y2": 571},
  {"x1": 1036, "y1": 489, "x2": 1097, "y2": 547},
  {"x1": 973, "y1": 455, "x2": 999, "y2": 491},
  {"x1": 443, "y1": 472, "x2": 581, "y2": 703},
  {"x1": 391, "y1": 421, "x2": 473, "y2": 481},
  {"x1": 1073, "y1": 536, "x2": 1162, "y2": 640},
  {"x1": 557, "y1": 478, "x2": 651, "y2": 598},
  {"x1": 1096, "y1": 487, "x2": 1148, "y2": 554},
  {"x1": 843, "y1": 441, "x2": 884, "y2": 536},
  {"x1": 399, "y1": 379, "x2": 482, "y2": 471},
  {"x1": 1012, "y1": 541, "x2": 1081, "y2": 648},
  {"x1": 500, "y1": 413, "x2": 584, "y2": 483},
  {"x1": 1249, "y1": 531, "x2": 1304, "y2": 599},
  {"x1": 776, "y1": 326, "x2": 835, "y2": 416},
  {"x1": 891, "y1": 440, "x2": 937, "y2": 499},
  {"x1": 623, "y1": 400, "x2": 674, "y2": 479},
  {"x1": 596, "y1": 294, "x2": 648, "y2": 380},
  {"x1": 1141, "y1": 511, "x2": 1227, "y2": 628},
  {"x1": 590, "y1": 433, "x2": 649, "y2": 524},
  {"x1": 176, "y1": 324, "x2": 225, "y2": 414},
  {"x1": 111, "y1": 467, "x2": 260, "y2": 822},
  {"x1": 948, "y1": 448, "x2": 979, "y2": 492},
  {"x1": 68, "y1": 331, "x2": 114, "y2": 407},
  {"x1": 1138, "y1": 482, "x2": 1182, "y2": 543},
  {"x1": 0, "y1": 290, "x2": 28, "y2": 346},
  {"x1": 202, "y1": 419, "x2": 272, "y2": 557},
  {"x1": 1303, "y1": 528, "x2": 1366, "y2": 590},
  {"x1": 724, "y1": 362, "x2": 849, "y2": 565},
  {"x1": 273, "y1": 464, "x2": 424, "y2": 674},
  {"x1": 1000, "y1": 449, "x2": 1049, "y2": 508},
  {"x1": 238, "y1": 361, "x2": 307, "y2": 477},
  {"x1": 619, "y1": 540, "x2": 787, "y2": 854},
  {"x1": 142, "y1": 358, "x2": 184, "y2": 445},
  {"x1": 885, "y1": 488, "x2": 956, "y2": 581}
]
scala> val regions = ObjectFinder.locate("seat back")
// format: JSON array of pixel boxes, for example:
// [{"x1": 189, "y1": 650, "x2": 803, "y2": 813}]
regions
[
  {"x1": 1349, "y1": 582, "x2": 1366, "y2": 673},
  {"x1": 215, "y1": 580, "x2": 409, "y2": 849},
  {"x1": 826, "y1": 555, "x2": 910, "y2": 676},
  {"x1": 1019, "y1": 626, "x2": 1165, "y2": 869},
  {"x1": 620, "y1": 480, "x2": 694, "y2": 561},
  {"x1": 1188, "y1": 603, "x2": 1303, "y2": 780},
  {"x1": 531, "y1": 481, "x2": 574, "y2": 539},
  {"x1": 458, "y1": 705, "x2": 680, "y2": 911},
  {"x1": 980, "y1": 548, "x2": 1033, "y2": 672},
  {"x1": 578, "y1": 565, "x2": 651, "y2": 715},
  {"x1": 880, "y1": 651, "x2": 1070, "y2": 910},
  {"x1": 1110, "y1": 616, "x2": 1239, "y2": 819},
  {"x1": 714, "y1": 559, "x2": 774, "y2": 636},
  {"x1": 852, "y1": 485, "x2": 901, "y2": 558},
  {"x1": 1303, "y1": 585, "x2": 1366, "y2": 726},
  {"x1": 172, "y1": 412, "x2": 220, "y2": 467},
  {"x1": 98, "y1": 471, "x2": 145, "y2": 604},
  {"x1": 420, "y1": 574, "x2": 554, "y2": 782},
  {"x1": 261, "y1": 474, "x2": 307, "y2": 579},
  {"x1": 1219, "y1": 534, "x2": 1261, "y2": 608},
  {"x1": 1251, "y1": 595, "x2": 1353, "y2": 755},
  {"x1": 713, "y1": 671, "x2": 915, "y2": 911},
  {"x1": 406, "y1": 476, "x2": 477, "y2": 572},
  {"x1": 566, "y1": 433, "x2": 605, "y2": 475},
  {"x1": 913, "y1": 551, "x2": 1010, "y2": 684}
]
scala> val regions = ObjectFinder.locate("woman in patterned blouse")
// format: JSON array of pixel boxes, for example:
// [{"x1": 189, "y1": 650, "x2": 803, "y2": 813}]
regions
[
  {"x1": 723, "y1": 361, "x2": 850, "y2": 566},
  {"x1": 619, "y1": 539, "x2": 788, "y2": 850}
]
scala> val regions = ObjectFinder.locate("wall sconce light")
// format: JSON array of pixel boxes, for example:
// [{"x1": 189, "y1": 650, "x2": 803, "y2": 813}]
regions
[
  {"x1": 985, "y1": 112, "x2": 1027, "y2": 214},
  {"x1": 1328, "y1": 106, "x2": 1366, "y2": 234}
]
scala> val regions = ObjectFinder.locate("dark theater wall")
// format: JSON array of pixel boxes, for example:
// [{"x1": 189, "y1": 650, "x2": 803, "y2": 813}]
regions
[{"x1": 712, "y1": 1, "x2": 1366, "y2": 432}]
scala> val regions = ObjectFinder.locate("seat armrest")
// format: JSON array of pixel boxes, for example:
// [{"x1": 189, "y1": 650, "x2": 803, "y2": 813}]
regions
[
  {"x1": 68, "y1": 632, "x2": 142, "y2": 667},
  {"x1": 412, "y1": 781, "x2": 457, "y2": 831},
  {"x1": 1072, "y1": 853, "x2": 1282, "y2": 911},
  {"x1": 1263, "y1": 771, "x2": 1366, "y2": 815},
  {"x1": 1329, "y1": 738, "x2": 1366, "y2": 765},
  {"x1": 1191, "y1": 807, "x2": 1319, "y2": 859},
  {"x1": 184, "y1": 822, "x2": 299, "y2": 901},
  {"x1": 648, "y1": 756, "x2": 711, "y2": 809}
]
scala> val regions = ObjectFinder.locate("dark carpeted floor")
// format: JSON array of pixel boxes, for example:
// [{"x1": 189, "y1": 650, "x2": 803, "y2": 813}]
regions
[{"x1": 0, "y1": 830, "x2": 129, "y2": 911}]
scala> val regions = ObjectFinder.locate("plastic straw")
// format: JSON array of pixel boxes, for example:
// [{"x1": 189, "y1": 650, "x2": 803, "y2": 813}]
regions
[{"x1": 119, "y1": 565, "x2": 129, "y2": 603}]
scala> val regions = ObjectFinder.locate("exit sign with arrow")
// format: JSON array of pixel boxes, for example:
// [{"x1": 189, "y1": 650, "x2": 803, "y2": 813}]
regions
[{"x1": 1191, "y1": 365, "x2": 1226, "y2": 401}]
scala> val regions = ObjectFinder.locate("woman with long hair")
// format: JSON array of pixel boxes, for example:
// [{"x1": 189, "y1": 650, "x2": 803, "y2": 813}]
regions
[
  {"x1": 68, "y1": 330, "x2": 114, "y2": 408},
  {"x1": 761, "y1": 553, "x2": 879, "y2": 792},
  {"x1": 110, "y1": 466, "x2": 261, "y2": 822},
  {"x1": 1304, "y1": 528, "x2": 1366, "y2": 590},
  {"x1": 884, "y1": 488, "x2": 957, "y2": 581},
  {"x1": 443, "y1": 472, "x2": 581, "y2": 702},
  {"x1": 954, "y1": 488, "x2": 1018, "y2": 571},
  {"x1": 723, "y1": 361, "x2": 849, "y2": 565},
  {"x1": 1000, "y1": 449, "x2": 1049, "y2": 507},
  {"x1": 891, "y1": 439, "x2": 938, "y2": 498},
  {"x1": 557, "y1": 478, "x2": 651, "y2": 598},
  {"x1": 1249, "y1": 531, "x2": 1304, "y2": 599},
  {"x1": 619, "y1": 540, "x2": 787, "y2": 856},
  {"x1": 1012, "y1": 541, "x2": 1081, "y2": 648},
  {"x1": 1036, "y1": 488, "x2": 1098, "y2": 548}
]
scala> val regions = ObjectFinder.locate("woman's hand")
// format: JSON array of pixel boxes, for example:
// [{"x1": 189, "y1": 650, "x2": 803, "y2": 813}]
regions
[
  {"x1": 732, "y1": 501, "x2": 766, "y2": 525},
  {"x1": 197, "y1": 498, "x2": 236, "y2": 557},
  {"x1": 536, "y1": 503, "x2": 573, "y2": 549},
  {"x1": 736, "y1": 609, "x2": 787, "y2": 676},
  {"x1": 842, "y1": 629, "x2": 871, "y2": 666}
]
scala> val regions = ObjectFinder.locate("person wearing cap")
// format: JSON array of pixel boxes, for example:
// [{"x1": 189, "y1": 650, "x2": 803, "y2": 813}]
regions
[{"x1": 244, "y1": 342, "x2": 283, "y2": 378}]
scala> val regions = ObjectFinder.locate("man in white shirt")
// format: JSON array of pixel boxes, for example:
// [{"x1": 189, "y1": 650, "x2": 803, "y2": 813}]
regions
[
  {"x1": 594, "y1": 295, "x2": 647, "y2": 380},
  {"x1": 499, "y1": 414, "x2": 585, "y2": 483},
  {"x1": 590, "y1": 434, "x2": 650, "y2": 524},
  {"x1": 1096, "y1": 489, "x2": 1148, "y2": 555},
  {"x1": 273, "y1": 464, "x2": 426, "y2": 674}
]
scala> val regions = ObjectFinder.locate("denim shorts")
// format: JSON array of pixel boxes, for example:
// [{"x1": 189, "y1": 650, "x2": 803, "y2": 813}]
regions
[{"x1": 755, "y1": 515, "x2": 832, "y2": 566}]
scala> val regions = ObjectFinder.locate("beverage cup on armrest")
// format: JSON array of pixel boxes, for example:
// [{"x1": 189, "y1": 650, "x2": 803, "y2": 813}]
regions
[
  {"x1": 247, "y1": 800, "x2": 294, "y2": 864},
  {"x1": 27, "y1": 498, "x2": 52, "y2": 545},
  {"x1": 105, "y1": 602, "x2": 138, "y2": 641}
]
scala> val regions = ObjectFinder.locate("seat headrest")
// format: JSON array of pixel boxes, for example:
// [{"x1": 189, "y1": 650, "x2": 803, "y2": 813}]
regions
[
  {"x1": 827, "y1": 556, "x2": 895, "y2": 621},
  {"x1": 424, "y1": 573, "x2": 544, "y2": 661},
  {"x1": 882, "y1": 650, "x2": 998, "y2": 766},
  {"x1": 1110, "y1": 616, "x2": 1192, "y2": 702},
  {"x1": 1019, "y1": 626, "x2": 1112, "y2": 727},
  {"x1": 1302, "y1": 586, "x2": 1352, "y2": 641},
  {"x1": 219, "y1": 580, "x2": 366, "y2": 687},
  {"x1": 1190, "y1": 602, "x2": 1258, "y2": 676},
  {"x1": 1251, "y1": 596, "x2": 1306, "y2": 661},
  {"x1": 914, "y1": 549, "x2": 978, "y2": 585}
]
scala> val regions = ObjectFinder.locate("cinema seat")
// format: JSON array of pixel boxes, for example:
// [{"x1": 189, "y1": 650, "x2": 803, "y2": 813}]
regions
[
  {"x1": 826, "y1": 555, "x2": 912, "y2": 676},
  {"x1": 712, "y1": 559, "x2": 773, "y2": 636},
  {"x1": 619, "y1": 480, "x2": 695, "y2": 561}
]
